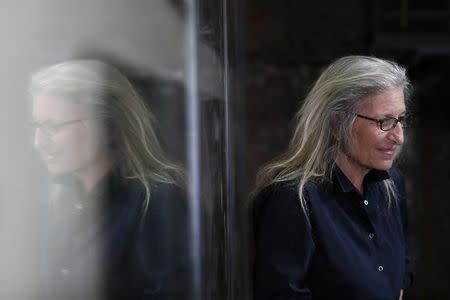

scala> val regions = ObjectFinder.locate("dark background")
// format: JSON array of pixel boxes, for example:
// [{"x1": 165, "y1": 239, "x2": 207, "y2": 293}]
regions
[{"x1": 240, "y1": 1, "x2": 450, "y2": 299}]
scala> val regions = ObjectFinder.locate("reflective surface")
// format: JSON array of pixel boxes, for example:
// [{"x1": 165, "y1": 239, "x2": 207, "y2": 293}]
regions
[{"x1": 0, "y1": 0, "x2": 247, "y2": 299}]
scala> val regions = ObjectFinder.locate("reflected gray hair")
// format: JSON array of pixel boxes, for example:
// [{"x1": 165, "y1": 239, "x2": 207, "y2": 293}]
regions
[
  {"x1": 30, "y1": 59, "x2": 185, "y2": 215},
  {"x1": 253, "y1": 56, "x2": 411, "y2": 217}
]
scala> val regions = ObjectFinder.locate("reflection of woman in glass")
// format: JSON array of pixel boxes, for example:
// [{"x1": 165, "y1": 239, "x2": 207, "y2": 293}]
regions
[{"x1": 30, "y1": 60, "x2": 189, "y2": 299}]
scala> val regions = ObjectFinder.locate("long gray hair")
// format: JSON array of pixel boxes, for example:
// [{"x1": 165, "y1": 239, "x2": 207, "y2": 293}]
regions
[
  {"x1": 253, "y1": 56, "x2": 411, "y2": 216},
  {"x1": 30, "y1": 59, "x2": 185, "y2": 215}
]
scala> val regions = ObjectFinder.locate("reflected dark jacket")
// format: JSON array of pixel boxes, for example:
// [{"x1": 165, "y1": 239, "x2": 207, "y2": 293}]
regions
[
  {"x1": 40, "y1": 171, "x2": 190, "y2": 300},
  {"x1": 253, "y1": 167, "x2": 413, "y2": 300}
]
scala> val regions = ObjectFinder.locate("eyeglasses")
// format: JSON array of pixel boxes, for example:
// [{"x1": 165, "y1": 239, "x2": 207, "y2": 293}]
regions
[
  {"x1": 356, "y1": 114, "x2": 409, "y2": 131},
  {"x1": 30, "y1": 119, "x2": 86, "y2": 137}
]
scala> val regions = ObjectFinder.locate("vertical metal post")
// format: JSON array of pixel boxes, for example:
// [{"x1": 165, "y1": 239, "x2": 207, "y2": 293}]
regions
[
  {"x1": 185, "y1": 0, "x2": 202, "y2": 299},
  {"x1": 222, "y1": 0, "x2": 234, "y2": 298}
]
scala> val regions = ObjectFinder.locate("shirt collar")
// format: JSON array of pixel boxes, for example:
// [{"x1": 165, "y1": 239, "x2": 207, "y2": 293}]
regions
[
  {"x1": 51, "y1": 166, "x2": 124, "y2": 209},
  {"x1": 333, "y1": 165, "x2": 390, "y2": 193}
]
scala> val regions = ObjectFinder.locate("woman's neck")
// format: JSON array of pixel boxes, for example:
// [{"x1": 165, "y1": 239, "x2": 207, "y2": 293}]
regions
[
  {"x1": 335, "y1": 152, "x2": 370, "y2": 194},
  {"x1": 75, "y1": 155, "x2": 116, "y2": 193}
]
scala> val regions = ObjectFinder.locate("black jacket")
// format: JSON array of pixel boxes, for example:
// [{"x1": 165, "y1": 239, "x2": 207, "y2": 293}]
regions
[
  {"x1": 253, "y1": 167, "x2": 413, "y2": 300},
  {"x1": 40, "y1": 171, "x2": 190, "y2": 300}
]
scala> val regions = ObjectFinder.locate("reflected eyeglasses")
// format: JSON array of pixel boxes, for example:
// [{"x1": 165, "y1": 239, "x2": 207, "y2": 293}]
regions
[
  {"x1": 30, "y1": 119, "x2": 86, "y2": 137},
  {"x1": 356, "y1": 114, "x2": 409, "y2": 131}
]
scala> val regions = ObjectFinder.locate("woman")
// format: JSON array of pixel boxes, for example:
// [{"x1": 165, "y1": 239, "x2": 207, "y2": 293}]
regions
[
  {"x1": 30, "y1": 60, "x2": 189, "y2": 299},
  {"x1": 253, "y1": 56, "x2": 413, "y2": 300}
]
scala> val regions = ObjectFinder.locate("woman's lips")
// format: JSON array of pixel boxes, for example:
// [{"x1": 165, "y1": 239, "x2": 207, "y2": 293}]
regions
[
  {"x1": 379, "y1": 148, "x2": 395, "y2": 157},
  {"x1": 41, "y1": 152, "x2": 60, "y2": 162}
]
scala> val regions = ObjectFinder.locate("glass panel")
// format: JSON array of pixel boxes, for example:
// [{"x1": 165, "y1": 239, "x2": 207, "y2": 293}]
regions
[
  {"x1": 1, "y1": 0, "x2": 253, "y2": 298},
  {"x1": 0, "y1": 0, "x2": 238, "y2": 299}
]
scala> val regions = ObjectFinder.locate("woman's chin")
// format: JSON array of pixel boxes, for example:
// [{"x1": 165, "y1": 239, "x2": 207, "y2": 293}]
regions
[
  {"x1": 372, "y1": 159, "x2": 394, "y2": 171},
  {"x1": 46, "y1": 162, "x2": 72, "y2": 175}
]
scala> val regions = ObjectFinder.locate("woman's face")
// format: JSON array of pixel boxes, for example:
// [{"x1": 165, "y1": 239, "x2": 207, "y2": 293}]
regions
[
  {"x1": 32, "y1": 95, "x2": 109, "y2": 175},
  {"x1": 344, "y1": 88, "x2": 406, "y2": 172}
]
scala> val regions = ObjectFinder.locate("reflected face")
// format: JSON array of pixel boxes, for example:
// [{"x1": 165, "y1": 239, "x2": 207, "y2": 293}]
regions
[
  {"x1": 32, "y1": 95, "x2": 108, "y2": 175},
  {"x1": 345, "y1": 88, "x2": 406, "y2": 171}
]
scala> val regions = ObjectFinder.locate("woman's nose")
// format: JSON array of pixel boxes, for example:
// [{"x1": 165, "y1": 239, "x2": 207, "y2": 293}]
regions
[
  {"x1": 34, "y1": 128, "x2": 49, "y2": 150},
  {"x1": 389, "y1": 122, "x2": 404, "y2": 145}
]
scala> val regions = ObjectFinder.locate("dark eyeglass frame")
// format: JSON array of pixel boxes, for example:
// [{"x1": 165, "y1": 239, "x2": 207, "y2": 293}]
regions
[
  {"x1": 30, "y1": 119, "x2": 87, "y2": 137},
  {"x1": 356, "y1": 114, "x2": 408, "y2": 131}
]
